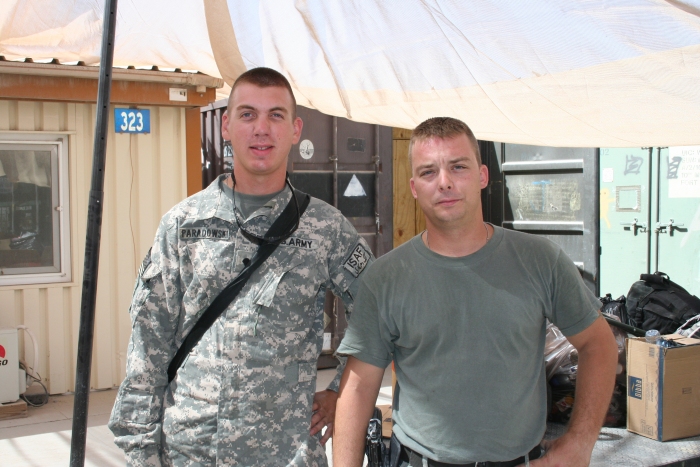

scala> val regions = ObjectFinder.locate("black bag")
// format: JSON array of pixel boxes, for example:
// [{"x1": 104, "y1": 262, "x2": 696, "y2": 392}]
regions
[
  {"x1": 600, "y1": 293, "x2": 629, "y2": 326},
  {"x1": 626, "y1": 271, "x2": 700, "y2": 335},
  {"x1": 366, "y1": 407, "x2": 388, "y2": 467}
]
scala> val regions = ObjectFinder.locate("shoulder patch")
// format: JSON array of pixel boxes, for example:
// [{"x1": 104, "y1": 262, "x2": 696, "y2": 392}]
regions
[
  {"x1": 137, "y1": 248, "x2": 161, "y2": 281},
  {"x1": 343, "y1": 243, "x2": 371, "y2": 277},
  {"x1": 137, "y1": 248, "x2": 151, "y2": 278}
]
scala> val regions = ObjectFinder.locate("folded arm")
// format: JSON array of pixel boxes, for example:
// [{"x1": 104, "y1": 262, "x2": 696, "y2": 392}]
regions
[{"x1": 529, "y1": 315, "x2": 617, "y2": 467}]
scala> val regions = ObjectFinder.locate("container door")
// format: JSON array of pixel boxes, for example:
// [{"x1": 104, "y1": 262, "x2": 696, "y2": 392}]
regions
[
  {"x1": 599, "y1": 148, "x2": 653, "y2": 298},
  {"x1": 288, "y1": 106, "x2": 393, "y2": 368},
  {"x1": 496, "y1": 144, "x2": 599, "y2": 294},
  {"x1": 655, "y1": 146, "x2": 700, "y2": 296}
]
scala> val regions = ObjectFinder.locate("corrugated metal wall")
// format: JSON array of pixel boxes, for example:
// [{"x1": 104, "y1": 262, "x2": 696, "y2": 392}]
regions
[{"x1": 0, "y1": 100, "x2": 187, "y2": 394}]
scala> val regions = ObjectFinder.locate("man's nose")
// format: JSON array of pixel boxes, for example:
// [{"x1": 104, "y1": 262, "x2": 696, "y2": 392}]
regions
[
  {"x1": 437, "y1": 170, "x2": 453, "y2": 190},
  {"x1": 254, "y1": 117, "x2": 271, "y2": 135}
]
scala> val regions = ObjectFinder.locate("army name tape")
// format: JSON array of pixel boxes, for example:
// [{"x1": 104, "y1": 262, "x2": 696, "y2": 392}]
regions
[{"x1": 180, "y1": 228, "x2": 230, "y2": 240}]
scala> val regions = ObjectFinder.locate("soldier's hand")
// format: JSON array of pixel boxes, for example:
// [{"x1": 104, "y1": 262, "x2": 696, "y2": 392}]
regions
[
  {"x1": 310, "y1": 389, "x2": 338, "y2": 445},
  {"x1": 522, "y1": 435, "x2": 591, "y2": 467}
]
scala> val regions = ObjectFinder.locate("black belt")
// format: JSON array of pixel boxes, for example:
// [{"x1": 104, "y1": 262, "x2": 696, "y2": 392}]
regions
[{"x1": 401, "y1": 444, "x2": 544, "y2": 467}]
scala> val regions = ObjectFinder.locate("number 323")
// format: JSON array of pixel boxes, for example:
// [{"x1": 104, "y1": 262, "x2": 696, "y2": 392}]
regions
[{"x1": 119, "y1": 111, "x2": 144, "y2": 132}]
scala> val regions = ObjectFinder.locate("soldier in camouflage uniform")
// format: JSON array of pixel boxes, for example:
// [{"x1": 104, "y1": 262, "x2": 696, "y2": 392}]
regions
[{"x1": 109, "y1": 67, "x2": 374, "y2": 466}]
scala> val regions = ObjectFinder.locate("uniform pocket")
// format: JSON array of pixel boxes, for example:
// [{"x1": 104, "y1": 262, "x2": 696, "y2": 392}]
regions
[
  {"x1": 283, "y1": 361, "x2": 317, "y2": 386},
  {"x1": 114, "y1": 387, "x2": 158, "y2": 424},
  {"x1": 181, "y1": 238, "x2": 235, "y2": 317},
  {"x1": 186, "y1": 238, "x2": 235, "y2": 301},
  {"x1": 268, "y1": 251, "x2": 324, "y2": 307},
  {"x1": 298, "y1": 362, "x2": 316, "y2": 383}
]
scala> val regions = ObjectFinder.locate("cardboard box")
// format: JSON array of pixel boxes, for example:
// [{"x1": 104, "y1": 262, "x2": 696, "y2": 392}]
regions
[
  {"x1": 627, "y1": 334, "x2": 700, "y2": 441},
  {"x1": 377, "y1": 404, "x2": 393, "y2": 438}
]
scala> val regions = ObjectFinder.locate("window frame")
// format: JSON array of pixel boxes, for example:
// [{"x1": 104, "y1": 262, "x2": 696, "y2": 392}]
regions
[{"x1": 0, "y1": 133, "x2": 71, "y2": 286}]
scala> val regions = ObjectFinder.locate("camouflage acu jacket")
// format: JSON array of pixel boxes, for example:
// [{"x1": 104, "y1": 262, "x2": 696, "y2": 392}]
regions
[{"x1": 108, "y1": 175, "x2": 374, "y2": 466}]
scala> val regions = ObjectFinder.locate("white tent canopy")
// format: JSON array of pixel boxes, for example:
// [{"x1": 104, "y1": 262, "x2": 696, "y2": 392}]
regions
[{"x1": 2, "y1": 0, "x2": 700, "y2": 147}]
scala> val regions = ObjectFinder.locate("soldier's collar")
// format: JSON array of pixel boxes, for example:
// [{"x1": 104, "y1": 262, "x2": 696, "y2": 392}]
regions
[
  {"x1": 194, "y1": 174, "x2": 293, "y2": 227},
  {"x1": 232, "y1": 185, "x2": 293, "y2": 237}
]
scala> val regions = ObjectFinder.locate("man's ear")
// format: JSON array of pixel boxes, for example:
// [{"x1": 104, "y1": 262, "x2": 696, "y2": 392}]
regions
[
  {"x1": 410, "y1": 178, "x2": 418, "y2": 199},
  {"x1": 292, "y1": 117, "x2": 303, "y2": 144},
  {"x1": 221, "y1": 111, "x2": 231, "y2": 140},
  {"x1": 479, "y1": 164, "x2": 489, "y2": 189}
]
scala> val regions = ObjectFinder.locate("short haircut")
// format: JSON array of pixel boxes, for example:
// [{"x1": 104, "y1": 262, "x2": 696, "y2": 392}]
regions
[
  {"x1": 228, "y1": 67, "x2": 297, "y2": 119},
  {"x1": 408, "y1": 117, "x2": 481, "y2": 166}
]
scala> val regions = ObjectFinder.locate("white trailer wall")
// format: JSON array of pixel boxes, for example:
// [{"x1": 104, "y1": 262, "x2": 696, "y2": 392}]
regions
[{"x1": 0, "y1": 100, "x2": 187, "y2": 394}]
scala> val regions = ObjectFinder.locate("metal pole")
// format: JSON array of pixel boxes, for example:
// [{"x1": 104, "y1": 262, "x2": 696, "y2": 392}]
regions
[
  {"x1": 69, "y1": 0, "x2": 118, "y2": 465},
  {"x1": 200, "y1": 111, "x2": 207, "y2": 189},
  {"x1": 208, "y1": 109, "x2": 217, "y2": 183},
  {"x1": 646, "y1": 147, "x2": 653, "y2": 274},
  {"x1": 330, "y1": 116, "x2": 338, "y2": 208},
  {"x1": 330, "y1": 117, "x2": 339, "y2": 351},
  {"x1": 373, "y1": 125, "x2": 381, "y2": 257},
  {"x1": 654, "y1": 147, "x2": 661, "y2": 272},
  {"x1": 218, "y1": 109, "x2": 225, "y2": 176}
]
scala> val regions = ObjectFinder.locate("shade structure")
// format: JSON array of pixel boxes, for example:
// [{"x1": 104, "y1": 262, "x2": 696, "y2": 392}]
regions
[{"x1": 2, "y1": 0, "x2": 700, "y2": 146}]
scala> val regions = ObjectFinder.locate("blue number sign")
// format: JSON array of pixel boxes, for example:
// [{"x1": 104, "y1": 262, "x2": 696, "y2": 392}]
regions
[{"x1": 114, "y1": 108, "x2": 151, "y2": 133}]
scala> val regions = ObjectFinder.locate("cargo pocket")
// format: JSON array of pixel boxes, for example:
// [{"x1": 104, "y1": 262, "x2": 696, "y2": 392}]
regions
[
  {"x1": 114, "y1": 387, "x2": 158, "y2": 425},
  {"x1": 284, "y1": 362, "x2": 317, "y2": 387}
]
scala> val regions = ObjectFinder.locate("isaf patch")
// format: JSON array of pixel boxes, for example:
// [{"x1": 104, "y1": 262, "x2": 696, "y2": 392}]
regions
[
  {"x1": 137, "y1": 247, "x2": 161, "y2": 281},
  {"x1": 180, "y1": 227, "x2": 230, "y2": 240},
  {"x1": 343, "y1": 243, "x2": 371, "y2": 277}
]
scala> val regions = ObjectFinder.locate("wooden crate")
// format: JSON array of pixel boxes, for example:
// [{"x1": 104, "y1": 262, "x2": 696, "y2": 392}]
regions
[
  {"x1": 0, "y1": 399, "x2": 28, "y2": 421},
  {"x1": 378, "y1": 404, "x2": 393, "y2": 439}
]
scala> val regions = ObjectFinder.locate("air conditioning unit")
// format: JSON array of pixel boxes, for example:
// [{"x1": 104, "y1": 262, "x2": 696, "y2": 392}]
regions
[{"x1": 0, "y1": 328, "x2": 20, "y2": 403}]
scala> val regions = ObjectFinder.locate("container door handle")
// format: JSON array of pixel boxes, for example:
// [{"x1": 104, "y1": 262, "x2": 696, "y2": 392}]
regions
[
  {"x1": 620, "y1": 218, "x2": 647, "y2": 235},
  {"x1": 656, "y1": 218, "x2": 685, "y2": 236}
]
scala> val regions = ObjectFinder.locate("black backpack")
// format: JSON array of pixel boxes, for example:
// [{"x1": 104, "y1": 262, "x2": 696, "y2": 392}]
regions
[
  {"x1": 626, "y1": 272, "x2": 700, "y2": 335},
  {"x1": 600, "y1": 294, "x2": 629, "y2": 326}
]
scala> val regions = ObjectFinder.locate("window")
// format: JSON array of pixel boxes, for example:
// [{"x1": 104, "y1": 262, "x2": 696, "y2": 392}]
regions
[{"x1": 0, "y1": 134, "x2": 70, "y2": 285}]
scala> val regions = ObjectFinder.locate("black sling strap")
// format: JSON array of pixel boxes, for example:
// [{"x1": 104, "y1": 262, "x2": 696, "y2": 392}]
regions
[{"x1": 167, "y1": 189, "x2": 310, "y2": 383}]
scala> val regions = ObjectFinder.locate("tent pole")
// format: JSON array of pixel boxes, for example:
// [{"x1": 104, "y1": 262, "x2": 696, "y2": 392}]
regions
[{"x1": 69, "y1": 0, "x2": 118, "y2": 465}]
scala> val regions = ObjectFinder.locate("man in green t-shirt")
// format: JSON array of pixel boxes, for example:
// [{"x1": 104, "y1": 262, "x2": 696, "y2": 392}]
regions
[{"x1": 333, "y1": 117, "x2": 618, "y2": 467}]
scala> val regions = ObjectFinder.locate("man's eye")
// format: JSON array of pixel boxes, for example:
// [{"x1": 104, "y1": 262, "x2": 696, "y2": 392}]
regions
[
  {"x1": 241, "y1": 112, "x2": 254, "y2": 118},
  {"x1": 271, "y1": 112, "x2": 284, "y2": 119},
  {"x1": 420, "y1": 170, "x2": 434, "y2": 177}
]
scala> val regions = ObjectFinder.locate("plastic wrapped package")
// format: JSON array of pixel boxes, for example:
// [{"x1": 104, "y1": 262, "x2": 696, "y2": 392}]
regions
[
  {"x1": 545, "y1": 319, "x2": 628, "y2": 427},
  {"x1": 544, "y1": 322, "x2": 578, "y2": 381}
]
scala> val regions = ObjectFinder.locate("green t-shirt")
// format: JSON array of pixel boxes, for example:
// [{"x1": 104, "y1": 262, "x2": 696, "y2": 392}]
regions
[
  {"x1": 337, "y1": 226, "x2": 601, "y2": 463},
  {"x1": 221, "y1": 180, "x2": 283, "y2": 220}
]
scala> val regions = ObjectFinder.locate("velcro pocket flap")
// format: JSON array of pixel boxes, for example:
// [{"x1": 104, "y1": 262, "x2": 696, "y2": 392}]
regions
[
  {"x1": 252, "y1": 257, "x2": 304, "y2": 308},
  {"x1": 141, "y1": 263, "x2": 161, "y2": 281}
]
